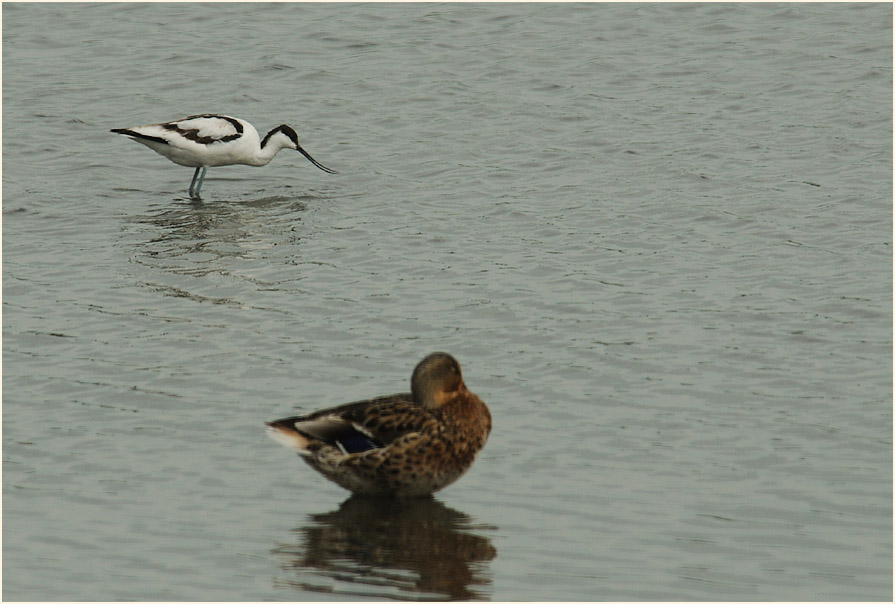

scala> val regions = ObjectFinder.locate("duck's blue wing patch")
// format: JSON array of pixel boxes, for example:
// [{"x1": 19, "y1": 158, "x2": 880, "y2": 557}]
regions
[{"x1": 335, "y1": 432, "x2": 383, "y2": 454}]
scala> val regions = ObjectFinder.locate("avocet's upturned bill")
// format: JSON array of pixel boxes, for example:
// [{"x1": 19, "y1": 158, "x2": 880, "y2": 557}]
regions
[{"x1": 111, "y1": 114, "x2": 337, "y2": 199}]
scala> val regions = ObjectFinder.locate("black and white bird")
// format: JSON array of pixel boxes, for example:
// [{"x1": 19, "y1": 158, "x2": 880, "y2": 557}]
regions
[{"x1": 111, "y1": 114, "x2": 337, "y2": 198}]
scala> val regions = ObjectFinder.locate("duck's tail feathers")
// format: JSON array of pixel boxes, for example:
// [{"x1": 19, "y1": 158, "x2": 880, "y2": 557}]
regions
[{"x1": 265, "y1": 420, "x2": 312, "y2": 455}]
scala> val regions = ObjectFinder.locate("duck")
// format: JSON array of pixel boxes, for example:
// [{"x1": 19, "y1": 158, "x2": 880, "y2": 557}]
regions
[{"x1": 266, "y1": 352, "x2": 491, "y2": 496}]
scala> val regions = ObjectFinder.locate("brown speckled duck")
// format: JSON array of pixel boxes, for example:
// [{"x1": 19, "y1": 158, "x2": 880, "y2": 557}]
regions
[{"x1": 266, "y1": 352, "x2": 491, "y2": 497}]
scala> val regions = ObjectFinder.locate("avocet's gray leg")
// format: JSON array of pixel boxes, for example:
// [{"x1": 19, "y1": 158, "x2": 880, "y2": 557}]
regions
[{"x1": 189, "y1": 167, "x2": 207, "y2": 199}]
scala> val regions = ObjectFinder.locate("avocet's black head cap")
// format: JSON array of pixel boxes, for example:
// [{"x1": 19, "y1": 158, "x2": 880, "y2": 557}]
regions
[{"x1": 269, "y1": 124, "x2": 338, "y2": 174}]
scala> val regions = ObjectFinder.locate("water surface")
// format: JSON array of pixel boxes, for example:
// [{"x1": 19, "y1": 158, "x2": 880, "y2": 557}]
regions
[{"x1": 3, "y1": 3, "x2": 892, "y2": 600}]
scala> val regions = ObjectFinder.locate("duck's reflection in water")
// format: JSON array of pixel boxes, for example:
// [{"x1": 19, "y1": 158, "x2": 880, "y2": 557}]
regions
[{"x1": 273, "y1": 495, "x2": 497, "y2": 601}]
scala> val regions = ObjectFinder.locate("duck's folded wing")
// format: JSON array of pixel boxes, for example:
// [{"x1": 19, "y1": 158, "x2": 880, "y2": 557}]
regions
[{"x1": 267, "y1": 393, "x2": 420, "y2": 454}]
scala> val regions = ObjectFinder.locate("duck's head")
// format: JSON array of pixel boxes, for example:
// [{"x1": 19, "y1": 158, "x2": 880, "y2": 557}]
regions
[{"x1": 411, "y1": 352, "x2": 467, "y2": 409}]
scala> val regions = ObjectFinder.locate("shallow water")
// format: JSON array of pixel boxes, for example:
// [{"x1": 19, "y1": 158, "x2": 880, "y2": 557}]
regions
[{"x1": 3, "y1": 3, "x2": 892, "y2": 600}]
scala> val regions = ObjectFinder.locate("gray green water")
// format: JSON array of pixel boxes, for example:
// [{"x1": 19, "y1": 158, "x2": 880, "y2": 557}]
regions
[{"x1": 3, "y1": 3, "x2": 891, "y2": 600}]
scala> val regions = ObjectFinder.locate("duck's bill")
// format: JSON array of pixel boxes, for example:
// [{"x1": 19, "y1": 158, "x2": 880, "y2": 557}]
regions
[{"x1": 297, "y1": 145, "x2": 338, "y2": 174}]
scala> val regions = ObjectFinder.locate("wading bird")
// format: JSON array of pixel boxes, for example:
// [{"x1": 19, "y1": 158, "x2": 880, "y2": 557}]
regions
[{"x1": 111, "y1": 114, "x2": 336, "y2": 198}]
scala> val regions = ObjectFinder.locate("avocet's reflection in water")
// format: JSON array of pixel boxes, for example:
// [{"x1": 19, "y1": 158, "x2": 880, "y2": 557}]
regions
[{"x1": 273, "y1": 495, "x2": 497, "y2": 601}]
